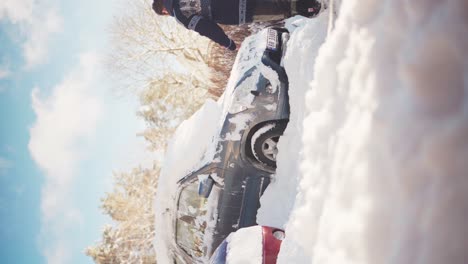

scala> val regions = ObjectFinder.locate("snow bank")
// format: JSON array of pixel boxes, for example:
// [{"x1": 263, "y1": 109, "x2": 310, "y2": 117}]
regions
[
  {"x1": 153, "y1": 99, "x2": 222, "y2": 264},
  {"x1": 257, "y1": 13, "x2": 329, "y2": 230},
  {"x1": 226, "y1": 226, "x2": 263, "y2": 264},
  {"x1": 277, "y1": 1, "x2": 468, "y2": 263}
]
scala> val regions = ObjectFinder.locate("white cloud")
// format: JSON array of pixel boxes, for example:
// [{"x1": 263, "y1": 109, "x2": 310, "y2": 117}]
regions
[
  {"x1": 44, "y1": 243, "x2": 69, "y2": 264},
  {"x1": 23, "y1": 8, "x2": 63, "y2": 68},
  {"x1": 29, "y1": 52, "x2": 101, "y2": 264},
  {"x1": 29, "y1": 52, "x2": 101, "y2": 221},
  {"x1": 0, "y1": 0, "x2": 34, "y2": 23},
  {"x1": 0, "y1": 0, "x2": 63, "y2": 68}
]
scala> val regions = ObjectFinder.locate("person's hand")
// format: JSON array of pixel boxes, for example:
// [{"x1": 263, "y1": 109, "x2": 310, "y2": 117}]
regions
[{"x1": 227, "y1": 39, "x2": 237, "y2": 51}]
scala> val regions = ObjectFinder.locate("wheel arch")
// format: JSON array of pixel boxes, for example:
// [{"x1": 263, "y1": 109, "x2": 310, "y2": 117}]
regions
[{"x1": 243, "y1": 119, "x2": 289, "y2": 170}]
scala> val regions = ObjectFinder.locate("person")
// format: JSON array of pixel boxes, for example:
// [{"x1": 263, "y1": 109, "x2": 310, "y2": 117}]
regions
[{"x1": 152, "y1": 0, "x2": 321, "y2": 50}]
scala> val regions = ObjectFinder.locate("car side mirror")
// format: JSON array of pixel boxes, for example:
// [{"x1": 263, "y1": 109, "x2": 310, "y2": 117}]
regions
[{"x1": 198, "y1": 176, "x2": 214, "y2": 198}]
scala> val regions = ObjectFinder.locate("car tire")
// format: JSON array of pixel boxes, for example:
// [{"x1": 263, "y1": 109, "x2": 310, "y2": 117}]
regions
[{"x1": 251, "y1": 121, "x2": 287, "y2": 169}]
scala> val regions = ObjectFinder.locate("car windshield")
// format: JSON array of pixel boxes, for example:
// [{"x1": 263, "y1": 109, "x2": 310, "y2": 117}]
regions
[{"x1": 176, "y1": 180, "x2": 209, "y2": 258}]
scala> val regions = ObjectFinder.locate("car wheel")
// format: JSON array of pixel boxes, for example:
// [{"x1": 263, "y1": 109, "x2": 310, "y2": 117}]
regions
[{"x1": 251, "y1": 121, "x2": 287, "y2": 168}]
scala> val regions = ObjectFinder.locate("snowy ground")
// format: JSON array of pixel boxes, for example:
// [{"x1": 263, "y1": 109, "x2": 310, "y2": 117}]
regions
[{"x1": 155, "y1": 1, "x2": 468, "y2": 263}]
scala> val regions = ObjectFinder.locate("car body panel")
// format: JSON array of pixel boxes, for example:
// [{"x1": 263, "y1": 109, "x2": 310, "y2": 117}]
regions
[{"x1": 262, "y1": 227, "x2": 283, "y2": 264}]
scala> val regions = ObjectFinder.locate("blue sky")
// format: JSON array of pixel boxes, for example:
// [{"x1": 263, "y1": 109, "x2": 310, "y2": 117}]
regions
[{"x1": 0, "y1": 0, "x2": 152, "y2": 263}]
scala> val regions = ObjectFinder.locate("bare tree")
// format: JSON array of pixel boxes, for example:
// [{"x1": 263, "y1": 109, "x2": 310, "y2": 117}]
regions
[
  {"x1": 106, "y1": 0, "x2": 216, "y2": 94},
  {"x1": 137, "y1": 72, "x2": 212, "y2": 150},
  {"x1": 86, "y1": 165, "x2": 160, "y2": 264}
]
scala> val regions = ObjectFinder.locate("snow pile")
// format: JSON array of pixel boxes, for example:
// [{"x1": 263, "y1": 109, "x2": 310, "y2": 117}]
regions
[
  {"x1": 273, "y1": 1, "x2": 468, "y2": 263},
  {"x1": 226, "y1": 226, "x2": 264, "y2": 264},
  {"x1": 257, "y1": 13, "x2": 329, "y2": 231}
]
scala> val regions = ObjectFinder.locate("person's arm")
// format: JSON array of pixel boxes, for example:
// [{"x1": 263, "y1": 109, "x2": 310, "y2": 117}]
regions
[
  {"x1": 187, "y1": 15, "x2": 236, "y2": 50},
  {"x1": 173, "y1": 9, "x2": 236, "y2": 50}
]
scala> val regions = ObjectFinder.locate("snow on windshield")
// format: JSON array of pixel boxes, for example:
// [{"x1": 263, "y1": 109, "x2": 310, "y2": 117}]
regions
[{"x1": 153, "y1": 99, "x2": 222, "y2": 264}]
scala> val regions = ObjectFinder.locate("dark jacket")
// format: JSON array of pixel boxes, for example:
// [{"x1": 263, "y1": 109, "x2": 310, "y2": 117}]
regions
[
  {"x1": 159, "y1": 0, "x2": 291, "y2": 49},
  {"x1": 161, "y1": 0, "x2": 254, "y2": 49}
]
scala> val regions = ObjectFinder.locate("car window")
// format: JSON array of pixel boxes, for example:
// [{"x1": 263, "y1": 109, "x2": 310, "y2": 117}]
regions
[{"x1": 176, "y1": 180, "x2": 209, "y2": 258}]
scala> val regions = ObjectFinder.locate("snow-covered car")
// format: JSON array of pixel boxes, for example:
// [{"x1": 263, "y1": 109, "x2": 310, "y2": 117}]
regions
[
  {"x1": 170, "y1": 27, "x2": 290, "y2": 264},
  {"x1": 209, "y1": 226, "x2": 284, "y2": 264}
]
